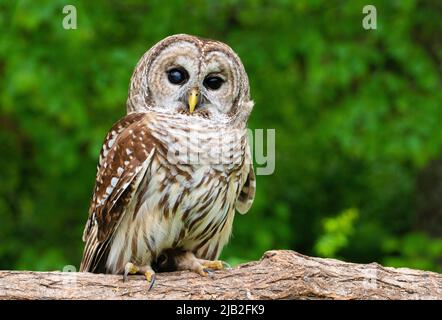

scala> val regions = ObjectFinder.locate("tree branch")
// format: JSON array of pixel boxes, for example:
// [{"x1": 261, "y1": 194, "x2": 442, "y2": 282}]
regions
[{"x1": 0, "y1": 250, "x2": 441, "y2": 299}]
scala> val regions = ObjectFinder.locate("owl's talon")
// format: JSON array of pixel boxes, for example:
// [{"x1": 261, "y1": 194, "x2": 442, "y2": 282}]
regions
[
  {"x1": 168, "y1": 251, "x2": 229, "y2": 277},
  {"x1": 146, "y1": 272, "x2": 156, "y2": 291},
  {"x1": 123, "y1": 262, "x2": 139, "y2": 282},
  {"x1": 201, "y1": 260, "x2": 224, "y2": 270},
  {"x1": 203, "y1": 268, "x2": 214, "y2": 278},
  {"x1": 122, "y1": 262, "x2": 156, "y2": 288},
  {"x1": 222, "y1": 261, "x2": 231, "y2": 269}
]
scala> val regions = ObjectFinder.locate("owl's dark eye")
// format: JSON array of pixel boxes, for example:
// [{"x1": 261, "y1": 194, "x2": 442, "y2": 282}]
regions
[
  {"x1": 203, "y1": 76, "x2": 224, "y2": 90},
  {"x1": 167, "y1": 68, "x2": 188, "y2": 85}
]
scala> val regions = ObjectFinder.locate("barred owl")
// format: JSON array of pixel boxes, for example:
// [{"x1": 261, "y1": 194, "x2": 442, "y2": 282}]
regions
[{"x1": 80, "y1": 34, "x2": 255, "y2": 287}]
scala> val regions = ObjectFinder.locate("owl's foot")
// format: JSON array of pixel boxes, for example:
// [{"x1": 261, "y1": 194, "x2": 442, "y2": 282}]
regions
[
  {"x1": 173, "y1": 251, "x2": 226, "y2": 277},
  {"x1": 123, "y1": 262, "x2": 156, "y2": 290},
  {"x1": 202, "y1": 260, "x2": 230, "y2": 270}
]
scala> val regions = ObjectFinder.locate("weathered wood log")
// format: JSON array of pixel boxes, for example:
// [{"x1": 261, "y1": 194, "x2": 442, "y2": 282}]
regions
[{"x1": 0, "y1": 250, "x2": 441, "y2": 300}]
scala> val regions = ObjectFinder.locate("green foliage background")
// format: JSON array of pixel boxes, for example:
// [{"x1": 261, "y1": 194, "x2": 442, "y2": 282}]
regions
[{"x1": 1, "y1": 0, "x2": 441, "y2": 272}]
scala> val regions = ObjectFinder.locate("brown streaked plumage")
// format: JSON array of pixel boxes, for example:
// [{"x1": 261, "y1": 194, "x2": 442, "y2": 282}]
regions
[{"x1": 80, "y1": 34, "x2": 255, "y2": 283}]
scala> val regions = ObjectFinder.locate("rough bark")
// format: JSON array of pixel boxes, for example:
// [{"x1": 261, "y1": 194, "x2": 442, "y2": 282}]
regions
[{"x1": 0, "y1": 250, "x2": 441, "y2": 300}]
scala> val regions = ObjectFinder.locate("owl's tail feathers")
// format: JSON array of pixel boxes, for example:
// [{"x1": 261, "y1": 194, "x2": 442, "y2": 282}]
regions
[{"x1": 79, "y1": 224, "x2": 110, "y2": 273}]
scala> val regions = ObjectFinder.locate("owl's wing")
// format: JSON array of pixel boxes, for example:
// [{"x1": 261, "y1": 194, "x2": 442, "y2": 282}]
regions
[
  {"x1": 80, "y1": 112, "x2": 156, "y2": 272},
  {"x1": 235, "y1": 142, "x2": 256, "y2": 214}
]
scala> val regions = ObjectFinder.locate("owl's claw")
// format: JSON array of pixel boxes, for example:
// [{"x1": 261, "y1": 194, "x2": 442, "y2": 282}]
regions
[
  {"x1": 170, "y1": 251, "x2": 228, "y2": 277},
  {"x1": 123, "y1": 262, "x2": 139, "y2": 282},
  {"x1": 201, "y1": 260, "x2": 224, "y2": 270},
  {"x1": 203, "y1": 268, "x2": 215, "y2": 278},
  {"x1": 123, "y1": 262, "x2": 156, "y2": 290},
  {"x1": 146, "y1": 272, "x2": 156, "y2": 291}
]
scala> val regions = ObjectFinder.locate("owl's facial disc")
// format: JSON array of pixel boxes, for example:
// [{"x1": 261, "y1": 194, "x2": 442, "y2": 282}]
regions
[
  {"x1": 128, "y1": 35, "x2": 252, "y2": 123},
  {"x1": 145, "y1": 41, "x2": 242, "y2": 120}
]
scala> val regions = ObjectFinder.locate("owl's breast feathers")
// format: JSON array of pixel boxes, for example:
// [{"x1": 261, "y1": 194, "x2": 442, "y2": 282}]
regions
[{"x1": 80, "y1": 111, "x2": 255, "y2": 273}]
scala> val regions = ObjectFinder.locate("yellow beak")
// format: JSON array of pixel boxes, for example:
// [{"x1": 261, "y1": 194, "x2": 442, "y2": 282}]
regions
[{"x1": 188, "y1": 88, "x2": 199, "y2": 114}]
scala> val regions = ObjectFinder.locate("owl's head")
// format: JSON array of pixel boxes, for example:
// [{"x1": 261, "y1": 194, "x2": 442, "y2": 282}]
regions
[{"x1": 127, "y1": 34, "x2": 253, "y2": 126}]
